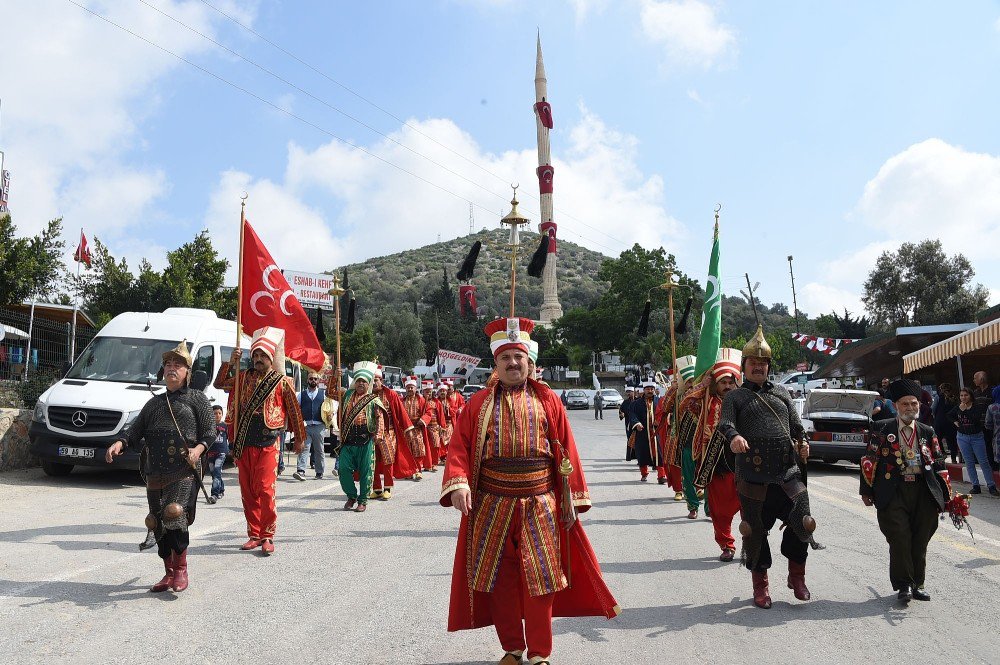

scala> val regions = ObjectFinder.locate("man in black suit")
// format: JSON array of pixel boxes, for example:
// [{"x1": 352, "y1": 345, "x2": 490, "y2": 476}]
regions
[{"x1": 860, "y1": 378, "x2": 950, "y2": 603}]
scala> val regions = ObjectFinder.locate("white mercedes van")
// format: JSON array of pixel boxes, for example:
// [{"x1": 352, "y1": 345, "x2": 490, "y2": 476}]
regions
[{"x1": 29, "y1": 308, "x2": 255, "y2": 476}]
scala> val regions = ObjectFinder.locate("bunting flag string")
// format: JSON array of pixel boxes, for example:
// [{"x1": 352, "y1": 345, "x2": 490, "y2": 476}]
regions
[{"x1": 792, "y1": 333, "x2": 859, "y2": 355}]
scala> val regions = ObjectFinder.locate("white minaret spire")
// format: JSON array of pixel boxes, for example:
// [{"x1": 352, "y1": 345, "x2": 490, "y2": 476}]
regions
[{"x1": 534, "y1": 32, "x2": 563, "y2": 323}]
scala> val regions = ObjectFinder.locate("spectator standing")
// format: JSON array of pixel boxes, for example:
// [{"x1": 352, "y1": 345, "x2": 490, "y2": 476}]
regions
[
  {"x1": 984, "y1": 386, "x2": 1000, "y2": 469},
  {"x1": 873, "y1": 394, "x2": 897, "y2": 420},
  {"x1": 879, "y1": 377, "x2": 891, "y2": 397},
  {"x1": 295, "y1": 371, "x2": 327, "y2": 481},
  {"x1": 972, "y1": 371, "x2": 995, "y2": 466},
  {"x1": 561, "y1": 389, "x2": 568, "y2": 407},
  {"x1": 207, "y1": 405, "x2": 229, "y2": 503},
  {"x1": 933, "y1": 383, "x2": 959, "y2": 464},
  {"x1": 594, "y1": 391, "x2": 604, "y2": 420},
  {"x1": 949, "y1": 387, "x2": 998, "y2": 496}
]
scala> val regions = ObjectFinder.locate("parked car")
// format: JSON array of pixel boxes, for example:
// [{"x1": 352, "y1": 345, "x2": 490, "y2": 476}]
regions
[
  {"x1": 596, "y1": 388, "x2": 623, "y2": 408},
  {"x1": 565, "y1": 389, "x2": 589, "y2": 409},
  {"x1": 803, "y1": 388, "x2": 880, "y2": 464},
  {"x1": 774, "y1": 371, "x2": 840, "y2": 395},
  {"x1": 461, "y1": 384, "x2": 485, "y2": 398}
]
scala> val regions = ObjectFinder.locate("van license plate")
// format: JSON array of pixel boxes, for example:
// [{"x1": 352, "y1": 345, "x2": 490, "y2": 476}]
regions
[
  {"x1": 832, "y1": 433, "x2": 863, "y2": 443},
  {"x1": 58, "y1": 446, "x2": 95, "y2": 459}
]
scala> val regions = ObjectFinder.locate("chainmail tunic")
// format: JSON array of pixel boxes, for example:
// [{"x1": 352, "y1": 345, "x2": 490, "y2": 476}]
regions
[
  {"x1": 718, "y1": 381, "x2": 804, "y2": 484},
  {"x1": 121, "y1": 387, "x2": 215, "y2": 533}
]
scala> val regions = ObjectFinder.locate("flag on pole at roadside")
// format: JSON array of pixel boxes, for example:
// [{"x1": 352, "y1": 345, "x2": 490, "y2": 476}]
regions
[
  {"x1": 73, "y1": 231, "x2": 92, "y2": 268},
  {"x1": 239, "y1": 219, "x2": 326, "y2": 371},
  {"x1": 693, "y1": 218, "x2": 721, "y2": 380}
]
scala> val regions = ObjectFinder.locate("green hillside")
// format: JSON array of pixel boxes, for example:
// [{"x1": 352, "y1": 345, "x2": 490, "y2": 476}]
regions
[{"x1": 334, "y1": 228, "x2": 610, "y2": 321}]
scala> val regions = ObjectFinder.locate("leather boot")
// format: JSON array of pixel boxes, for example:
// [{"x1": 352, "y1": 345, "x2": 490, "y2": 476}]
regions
[
  {"x1": 787, "y1": 560, "x2": 811, "y2": 601},
  {"x1": 751, "y1": 571, "x2": 772, "y2": 609},
  {"x1": 171, "y1": 550, "x2": 189, "y2": 592},
  {"x1": 150, "y1": 554, "x2": 174, "y2": 593}
]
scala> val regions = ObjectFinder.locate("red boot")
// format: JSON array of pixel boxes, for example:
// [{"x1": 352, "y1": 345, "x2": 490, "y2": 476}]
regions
[
  {"x1": 171, "y1": 550, "x2": 189, "y2": 592},
  {"x1": 787, "y1": 560, "x2": 811, "y2": 601},
  {"x1": 752, "y1": 571, "x2": 772, "y2": 609},
  {"x1": 150, "y1": 554, "x2": 174, "y2": 593}
]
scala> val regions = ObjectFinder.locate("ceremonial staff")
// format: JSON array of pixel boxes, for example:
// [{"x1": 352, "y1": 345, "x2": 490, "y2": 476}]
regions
[{"x1": 500, "y1": 185, "x2": 530, "y2": 317}]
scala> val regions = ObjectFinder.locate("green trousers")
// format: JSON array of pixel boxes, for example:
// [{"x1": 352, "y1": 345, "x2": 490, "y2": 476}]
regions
[
  {"x1": 338, "y1": 441, "x2": 375, "y2": 504},
  {"x1": 876, "y1": 480, "x2": 939, "y2": 590},
  {"x1": 681, "y1": 446, "x2": 701, "y2": 512}
]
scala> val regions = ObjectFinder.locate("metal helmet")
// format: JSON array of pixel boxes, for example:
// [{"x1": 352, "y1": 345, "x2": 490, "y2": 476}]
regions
[{"x1": 742, "y1": 325, "x2": 772, "y2": 360}]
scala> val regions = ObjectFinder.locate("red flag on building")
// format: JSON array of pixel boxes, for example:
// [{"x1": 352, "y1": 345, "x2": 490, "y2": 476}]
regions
[
  {"x1": 240, "y1": 220, "x2": 326, "y2": 371},
  {"x1": 73, "y1": 231, "x2": 92, "y2": 268}
]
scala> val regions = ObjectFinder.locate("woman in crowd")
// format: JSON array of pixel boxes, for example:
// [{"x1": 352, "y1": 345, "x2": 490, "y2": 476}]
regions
[{"x1": 949, "y1": 387, "x2": 998, "y2": 495}]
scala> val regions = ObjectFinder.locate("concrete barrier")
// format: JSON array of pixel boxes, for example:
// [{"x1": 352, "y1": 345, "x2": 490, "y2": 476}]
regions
[{"x1": 0, "y1": 408, "x2": 37, "y2": 472}]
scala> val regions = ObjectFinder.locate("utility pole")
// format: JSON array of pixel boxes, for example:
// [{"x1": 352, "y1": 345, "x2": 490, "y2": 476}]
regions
[
  {"x1": 469, "y1": 202, "x2": 474, "y2": 235},
  {"x1": 787, "y1": 255, "x2": 801, "y2": 334}
]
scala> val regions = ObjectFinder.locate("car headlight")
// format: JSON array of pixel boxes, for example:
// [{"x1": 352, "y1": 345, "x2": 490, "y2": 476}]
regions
[
  {"x1": 33, "y1": 400, "x2": 47, "y2": 425},
  {"x1": 122, "y1": 410, "x2": 142, "y2": 431}
]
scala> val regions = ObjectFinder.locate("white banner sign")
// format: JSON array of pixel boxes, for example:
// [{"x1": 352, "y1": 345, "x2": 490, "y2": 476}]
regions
[
  {"x1": 434, "y1": 349, "x2": 482, "y2": 379},
  {"x1": 283, "y1": 270, "x2": 335, "y2": 310}
]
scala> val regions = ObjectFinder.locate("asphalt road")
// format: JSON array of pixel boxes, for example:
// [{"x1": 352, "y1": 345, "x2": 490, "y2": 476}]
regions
[{"x1": 2, "y1": 410, "x2": 999, "y2": 664}]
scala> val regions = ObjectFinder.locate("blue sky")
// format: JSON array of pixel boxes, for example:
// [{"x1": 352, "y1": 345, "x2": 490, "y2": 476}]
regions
[{"x1": 2, "y1": 0, "x2": 999, "y2": 322}]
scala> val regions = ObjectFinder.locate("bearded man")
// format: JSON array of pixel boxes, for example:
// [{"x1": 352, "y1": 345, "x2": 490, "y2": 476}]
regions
[{"x1": 106, "y1": 340, "x2": 214, "y2": 591}]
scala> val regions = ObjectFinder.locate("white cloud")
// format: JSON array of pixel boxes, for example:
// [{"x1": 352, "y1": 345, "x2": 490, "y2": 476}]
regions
[
  {"x1": 639, "y1": 0, "x2": 737, "y2": 70},
  {"x1": 687, "y1": 89, "x2": 707, "y2": 106},
  {"x1": 567, "y1": 0, "x2": 611, "y2": 23},
  {"x1": 206, "y1": 106, "x2": 683, "y2": 283},
  {"x1": 0, "y1": 0, "x2": 254, "y2": 267},
  {"x1": 801, "y1": 138, "x2": 1000, "y2": 317}
]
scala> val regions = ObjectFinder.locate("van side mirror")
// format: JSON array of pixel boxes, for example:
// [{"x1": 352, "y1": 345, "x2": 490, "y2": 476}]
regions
[{"x1": 191, "y1": 370, "x2": 209, "y2": 391}]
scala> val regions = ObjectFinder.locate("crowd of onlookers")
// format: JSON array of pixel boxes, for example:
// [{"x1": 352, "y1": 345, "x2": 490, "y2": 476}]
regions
[{"x1": 874, "y1": 371, "x2": 998, "y2": 496}]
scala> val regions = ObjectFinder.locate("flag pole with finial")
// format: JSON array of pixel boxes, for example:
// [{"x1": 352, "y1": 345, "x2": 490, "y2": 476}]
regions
[
  {"x1": 327, "y1": 273, "x2": 346, "y2": 395},
  {"x1": 232, "y1": 192, "x2": 248, "y2": 452}
]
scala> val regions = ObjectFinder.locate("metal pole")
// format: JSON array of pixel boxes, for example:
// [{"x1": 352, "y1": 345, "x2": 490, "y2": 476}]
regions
[
  {"x1": 71, "y1": 228, "x2": 82, "y2": 362},
  {"x1": 957, "y1": 355, "x2": 965, "y2": 389},
  {"x1": 232, "y1": 195, "x2": 247, "y2": 442},
  {"x1": 787, "y1": 255, "x2": 800, "y2": 334}
]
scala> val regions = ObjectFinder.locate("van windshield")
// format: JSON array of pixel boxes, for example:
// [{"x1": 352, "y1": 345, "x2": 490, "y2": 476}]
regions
[{"x1": 67, "y1": 337, "x2": 183, "y2": 384}]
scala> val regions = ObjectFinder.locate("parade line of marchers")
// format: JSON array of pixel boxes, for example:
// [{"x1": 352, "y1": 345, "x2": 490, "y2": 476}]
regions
[{"x1": 94, "y1": 32, "x2": 975, "y2": 665}]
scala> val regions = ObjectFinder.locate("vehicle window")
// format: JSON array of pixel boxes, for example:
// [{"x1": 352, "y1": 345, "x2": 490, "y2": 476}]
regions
[
  {"x1": 600, "y1": 389, "x2": 619, "y2": 397},
  {"x1": 192, "y1": 345, "x2": 215, "y2": 377},
  {"x1": 568, "y1": 390, "x2": 585, "y2": 397},
  {"x1": 221, "y1": 346, "x2": 252, "y2": 372},
  {"x1": 66, "y1": 337, "x2": 185, "y2": 384}
]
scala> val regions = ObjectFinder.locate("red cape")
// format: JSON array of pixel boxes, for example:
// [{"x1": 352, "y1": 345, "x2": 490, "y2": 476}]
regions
[
  {"x1": 440, "y1": 379, "x2": 620, "y2": 631},
  {"x1": 379, "y1": 388, "x2": 420, "y2": 479}
]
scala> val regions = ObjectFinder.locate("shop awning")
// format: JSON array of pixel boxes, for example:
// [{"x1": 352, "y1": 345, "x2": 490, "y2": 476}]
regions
[
  {"x1": 1, "y1": 323, "x2": 30, "y2": 340},
  {"x1": 903, "y1": 318, "x2": 1000, "y2": 374}
]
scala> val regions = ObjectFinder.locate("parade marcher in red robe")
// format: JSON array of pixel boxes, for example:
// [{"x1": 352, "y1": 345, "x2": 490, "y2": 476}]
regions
[
  {"x1": 214, "y1": 326, "x2": 305, "y2": 555},
  {"x1": 679, "y1": 348, "x2": 743, "y2": 560},
  {"x1": 370, "y1": 365, "x2": 420, "y2": 500},
  {"x1": 654, "y1": 383, "x2": 685, "y2": 495},
  {"x1": 446, "y1": 379, "x2": 466, "y2": 421},
  {"x1": 441, "y1": 317, "x2": 619, "y2": 665},
  {"x1": 401, "y1": 376, "x2": 427, "y2": 480},
  {"x1": 419, "y1": 380, "x2": 445, "y2": 471},
  {"x1": 437, "y1": 383, "x2": 453, "y2": 461}
]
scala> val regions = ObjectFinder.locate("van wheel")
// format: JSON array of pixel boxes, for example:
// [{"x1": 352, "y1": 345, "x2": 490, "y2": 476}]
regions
[{"x1": 41, "y1": 460, "x2": 74, "y2": 476}]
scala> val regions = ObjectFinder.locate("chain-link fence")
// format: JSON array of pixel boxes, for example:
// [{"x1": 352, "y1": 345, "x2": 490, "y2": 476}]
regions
[{"x1": 0, "y1": 306, "x2": 96, "y2": 408}]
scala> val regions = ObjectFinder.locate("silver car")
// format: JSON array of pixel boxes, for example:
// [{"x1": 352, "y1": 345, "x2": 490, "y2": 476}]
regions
[
  {"x1": 565, "y1": 390, "x2": 589, "y2": 409},
  {"x1": 596, "y1": 389, "x2": 623, "y2": 408}
]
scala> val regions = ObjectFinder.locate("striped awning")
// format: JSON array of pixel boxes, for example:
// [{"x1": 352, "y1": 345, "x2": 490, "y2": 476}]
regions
[{"x1": 903, "y1": 318, "x2": 1000, "y2": 373}]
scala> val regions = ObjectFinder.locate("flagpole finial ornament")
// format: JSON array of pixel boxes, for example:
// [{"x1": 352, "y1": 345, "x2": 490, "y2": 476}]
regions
[
  {"x1": 327, "y1": 273, "x2": 346, "y2": 298},
  {"x1": 743, "y1": 325, "x2": 772, "y2": 361}
]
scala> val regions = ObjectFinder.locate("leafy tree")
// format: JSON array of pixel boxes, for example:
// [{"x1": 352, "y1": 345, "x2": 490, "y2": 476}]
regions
[
  {"x1": 371, "y1": 306, "x2": 424, "y2": 369},
  {"x1": 0, "y1": 215, "x2": 67, "y2": 306},
  {"x1": 862, "y1": 240, "x2": 988, "y2": 328},
  {"x1": 341, "y1": 322, "x2": 377, "y2": 367},
  {"x1": 163, "y1": 230, "x2": 235, "y2": 317},
  {"x1": 831, "y1": 308, "x2": 870, "y2": 338}
]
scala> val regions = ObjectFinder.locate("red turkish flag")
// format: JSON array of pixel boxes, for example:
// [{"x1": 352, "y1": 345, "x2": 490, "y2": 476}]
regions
[
  {"x1": 73, "y1": 231, "x2": 92, "y2": 268},
  {"x1": 240, "y1": 220, "x2": 326, "y2": 371}
]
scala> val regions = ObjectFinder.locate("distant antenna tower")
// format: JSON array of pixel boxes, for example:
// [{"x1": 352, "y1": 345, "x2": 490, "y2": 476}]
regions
[{"x1": 468, "y1": 202, "x2": 475, "y2": 234}]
